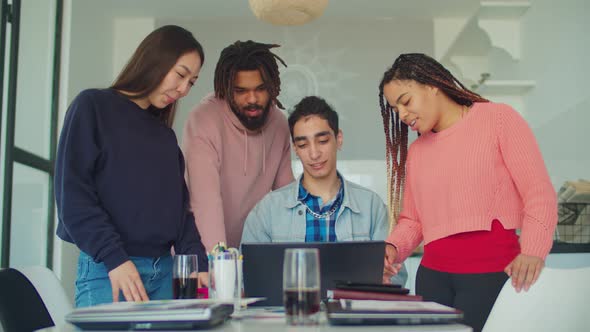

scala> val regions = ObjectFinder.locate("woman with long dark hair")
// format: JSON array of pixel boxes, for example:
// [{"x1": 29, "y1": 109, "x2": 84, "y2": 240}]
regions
[
  {"x1": 55, "y1": 25, "x2": 207, "y2": 307},
  {"x1": 378, "y1": 53, "x2": 557, "y2": 331}
]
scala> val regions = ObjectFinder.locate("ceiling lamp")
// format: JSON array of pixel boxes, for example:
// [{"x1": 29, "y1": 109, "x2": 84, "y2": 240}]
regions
[{"x1": 248, "y1": 0, "x2": 329, "y2": 26}]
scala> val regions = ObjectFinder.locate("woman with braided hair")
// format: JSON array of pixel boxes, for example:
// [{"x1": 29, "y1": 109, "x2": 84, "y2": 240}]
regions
[{"x1": 378, "y1": 53, "x2": 557, "y2": 331}]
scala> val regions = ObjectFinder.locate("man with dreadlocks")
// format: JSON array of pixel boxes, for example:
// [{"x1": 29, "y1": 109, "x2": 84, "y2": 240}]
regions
[
  {"x1": 182, "y1": 40, "x2": 294, "y2": 251},
  {"x1": 378, "y1": 53, "x2": 557, "y2": 332}
]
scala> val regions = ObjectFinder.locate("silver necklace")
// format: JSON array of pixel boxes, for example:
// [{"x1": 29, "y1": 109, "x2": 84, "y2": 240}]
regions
[
  {"x1": 301, "y1": 200, "x2": 341, "y2": 219},
  {"x1": 300, "y1": 184, "x2": 343, "y2": 219}
]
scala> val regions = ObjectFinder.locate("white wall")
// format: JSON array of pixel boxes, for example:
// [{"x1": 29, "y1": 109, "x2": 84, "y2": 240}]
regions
[
  {"x1": 519, "y1": 0, "x2": 590, "y2": 189},
  {"x1": 112, "y1": 18, "x2": 156, "y2": 79},
  {"x1": 66, "y1": 2, "x2": 115, "y2": 104}
]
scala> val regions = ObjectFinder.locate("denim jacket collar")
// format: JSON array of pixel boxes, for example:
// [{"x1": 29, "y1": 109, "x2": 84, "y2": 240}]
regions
[{"x1": 284, "y1": 172, "x2": 361, "y2": 214}]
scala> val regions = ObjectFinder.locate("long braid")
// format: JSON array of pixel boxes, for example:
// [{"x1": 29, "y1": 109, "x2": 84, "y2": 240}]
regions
[
  {"x1": 378, "y1": 53, "x2": 487, "y2": 230},
  {"x1": 214, "y1": 40, "x2": 287, "y2": 108},
  {"x1": 379, "y1": 83, "x2": 408, "y2": 230},
  {"x1": 379, "y1": 89, "x2": 395, "y2": 228}
]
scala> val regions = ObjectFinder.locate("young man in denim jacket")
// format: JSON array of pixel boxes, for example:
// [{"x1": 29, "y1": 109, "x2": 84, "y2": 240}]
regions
[{"x1": 241, "y1": 96, "x2": 406, "y2": 285}]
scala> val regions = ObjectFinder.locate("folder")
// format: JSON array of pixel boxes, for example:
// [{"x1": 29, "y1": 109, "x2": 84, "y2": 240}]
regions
[{"x1": 327, "y1": 288, "x2": 423, "y2": 301}]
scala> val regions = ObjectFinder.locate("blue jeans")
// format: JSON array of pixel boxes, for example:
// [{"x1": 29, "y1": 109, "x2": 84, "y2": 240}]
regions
[{"x1": 75, "y1": 251, "x2": 173, "y2": 307}]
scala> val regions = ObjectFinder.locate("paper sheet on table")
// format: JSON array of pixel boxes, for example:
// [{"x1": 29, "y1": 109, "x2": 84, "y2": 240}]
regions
[
  {"x1": 343, "y1": 299, "x2": 457, "y2": 312},
  {"x1": 232, "y1": 307, "x2": 285, "y2": 319}
]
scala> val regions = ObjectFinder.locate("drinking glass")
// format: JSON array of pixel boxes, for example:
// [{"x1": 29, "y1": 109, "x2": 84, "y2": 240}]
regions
[
  {"x1": 172, "y1": 254, "x2": 198, "y2": 299},
  {"x1": 283, "y1": 248, "x2": 321, "y2": 325}
]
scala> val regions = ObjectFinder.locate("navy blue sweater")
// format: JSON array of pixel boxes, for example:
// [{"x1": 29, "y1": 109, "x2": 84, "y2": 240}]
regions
[{"x1": 55, "y1": 89, "x2": 207, "y2": 272}]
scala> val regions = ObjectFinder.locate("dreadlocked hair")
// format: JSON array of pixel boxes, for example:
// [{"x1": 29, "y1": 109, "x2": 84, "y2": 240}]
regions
[
  {"x1": 378, "y1": 53, "x2": 489, "y2": 230},
  {"x1": 214, "y1": 40, "x2": 287, "y2": 109}
]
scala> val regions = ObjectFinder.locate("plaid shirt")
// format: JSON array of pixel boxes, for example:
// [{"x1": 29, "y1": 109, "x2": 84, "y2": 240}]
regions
[{"x1": 298, "y1": 176, "x2": 344, "y2": 242}]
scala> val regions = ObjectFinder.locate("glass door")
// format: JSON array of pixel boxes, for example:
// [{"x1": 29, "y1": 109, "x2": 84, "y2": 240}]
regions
[{"x1": 0, "y1": 0, "x2": 62, "y2": 269}]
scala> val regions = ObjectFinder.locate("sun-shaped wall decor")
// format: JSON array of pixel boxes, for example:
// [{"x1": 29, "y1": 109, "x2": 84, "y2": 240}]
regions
[{"x1": 277, "y1": 30, "x2": 360, "y2": 121}]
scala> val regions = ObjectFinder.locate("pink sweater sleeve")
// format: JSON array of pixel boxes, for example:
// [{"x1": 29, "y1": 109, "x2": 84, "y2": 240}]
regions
[
  {"x1": 182, "y1": 112, "x2": 226, "y2": 252},
  {"x1": 497, "y1": 105, "x2": 558, "y2": 259},
  {"x1": 386, "y1": 156, "x2": 424, "y2": 263},
  {"x1": 273, "y1": 134, "x2": 294, "y2": 190}
]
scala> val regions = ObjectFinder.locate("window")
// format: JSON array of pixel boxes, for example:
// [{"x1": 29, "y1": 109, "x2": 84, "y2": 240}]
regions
[{"x1": 0, "y1": 0, "x2": 62, "y2": 269}]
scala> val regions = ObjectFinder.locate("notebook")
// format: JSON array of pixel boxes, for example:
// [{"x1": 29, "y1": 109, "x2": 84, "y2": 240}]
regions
[
  {"x1": 327, "y1": 288, "x2": 422, "y2": 301},
  {"x1": 325, "y1": 299, "x2": 463, "y2": 325},
  {"x1": 65, "y1": 299, "x2": 233, "y2": 330},
  {"x1": 241, "y1": 241, "x2": 385, "y2": 306}
]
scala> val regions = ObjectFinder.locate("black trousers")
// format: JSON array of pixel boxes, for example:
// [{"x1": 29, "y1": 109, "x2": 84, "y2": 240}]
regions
[{"x1": 416, "y1": 265, "x2": 509, "y2": 332}]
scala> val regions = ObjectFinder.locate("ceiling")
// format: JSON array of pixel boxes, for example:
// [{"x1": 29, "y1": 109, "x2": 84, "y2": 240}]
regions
[{"x1": 80, "y1": 0, "x2": 481, "y2": 21}]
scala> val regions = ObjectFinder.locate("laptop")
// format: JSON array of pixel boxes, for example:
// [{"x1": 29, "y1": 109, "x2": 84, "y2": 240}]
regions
[
  {"x1": 241, "y1": 241, "x2": 385, "y2": 306},
  {"x1": 65, "y1": 300, "x2": 233, "y2": 330},
  {"x1": 325, "y1": 299, "x2": 464, "y2": 325}
]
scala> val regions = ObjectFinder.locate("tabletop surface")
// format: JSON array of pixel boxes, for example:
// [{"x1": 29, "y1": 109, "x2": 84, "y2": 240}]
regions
[
  {"x1": 37, "y1": 309, "x2": 472, "y2": 332},
  {"x1": 38, "y1": 321, "x2": 471, "y2": 332}
]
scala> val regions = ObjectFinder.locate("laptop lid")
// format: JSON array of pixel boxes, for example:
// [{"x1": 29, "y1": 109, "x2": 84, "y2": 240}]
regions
[
  {"x1": 325, "y1": 299, "x2": 464, "y2": 325},
  {"x1": 241, "y1": 241, "x2": 385, "y2": 306},
  {"x1": 65, "y1": 300, "x2": 233, "y2": 330}
]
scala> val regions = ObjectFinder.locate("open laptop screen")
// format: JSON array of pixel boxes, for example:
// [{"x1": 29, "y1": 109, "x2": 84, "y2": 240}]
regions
[{"x1": 241, "y1": 241, "x2": 385, "y2": 306}]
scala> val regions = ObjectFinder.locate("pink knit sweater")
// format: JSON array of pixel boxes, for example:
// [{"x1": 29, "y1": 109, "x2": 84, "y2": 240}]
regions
[
  {"x1": 387, "y1": 102, "x2": 557, "y2": 263},
  {"x1": 182, "y1": 94, "x2": 294, "y2": 251}
]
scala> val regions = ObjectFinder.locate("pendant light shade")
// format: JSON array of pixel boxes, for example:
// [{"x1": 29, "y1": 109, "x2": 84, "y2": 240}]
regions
[{"x1": 248, "y1": 0, "x2": 329, "y2": 26}]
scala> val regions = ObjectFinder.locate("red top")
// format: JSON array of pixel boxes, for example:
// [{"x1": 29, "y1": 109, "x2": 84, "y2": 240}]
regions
[{"x1": 420, "y1": 219, "x2": 520, "y2": 273}]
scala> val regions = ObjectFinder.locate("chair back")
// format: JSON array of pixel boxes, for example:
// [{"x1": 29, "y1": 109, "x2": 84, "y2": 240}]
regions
[
  {"x1": 483, "y1": 266, "x2": 590, "y2": 332},
  {"x1": 19, "y1": 266, "x2": 73, "y2": 328},
  {"x1": 0, "y1": 268, "x2": 54, "y2": 332}
]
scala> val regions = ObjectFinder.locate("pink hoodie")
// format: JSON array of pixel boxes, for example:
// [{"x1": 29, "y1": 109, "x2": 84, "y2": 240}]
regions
[{"x1": 182, "y1": 94, "x2": 294, "y2": 251}]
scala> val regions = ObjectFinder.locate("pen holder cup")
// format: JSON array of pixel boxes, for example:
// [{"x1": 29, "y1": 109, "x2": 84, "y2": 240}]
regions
[{"x1": 208, "y1": 251, "x2": 242, "y2": 310}]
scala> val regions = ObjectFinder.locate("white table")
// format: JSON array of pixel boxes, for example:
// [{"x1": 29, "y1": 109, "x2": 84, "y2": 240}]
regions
[{"x1": 37, "y1": 316, "x2": 472, "y2": 332}]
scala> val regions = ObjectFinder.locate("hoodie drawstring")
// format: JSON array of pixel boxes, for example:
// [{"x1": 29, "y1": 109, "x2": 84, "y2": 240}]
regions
[
  {"x1": 243, "y1": 131, "x2": 248, "y2": 176},
  {"x1": 261, "y1": 129, "x2": 266, "y2": 175}
]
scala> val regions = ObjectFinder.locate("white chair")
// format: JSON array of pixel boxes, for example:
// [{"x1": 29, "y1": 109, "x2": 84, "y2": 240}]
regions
[
  {"x1": 19, "y1": 266, "x2": 73, "y2": 328},
  {"x1": 483, "y1": 266, "x2": 590, "y2": 332}
]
